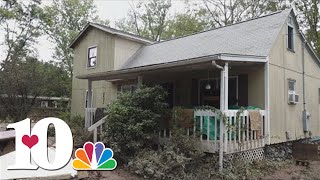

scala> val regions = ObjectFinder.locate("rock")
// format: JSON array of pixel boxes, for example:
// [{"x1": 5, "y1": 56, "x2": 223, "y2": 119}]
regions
[{"x1": 144, "y1": 167, "x2": 154, "y2": 175}]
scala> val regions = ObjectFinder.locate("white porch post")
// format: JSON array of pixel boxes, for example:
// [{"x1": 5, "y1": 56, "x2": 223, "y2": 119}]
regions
[
  {"x1": 219, "y1": 62, "x2": 229, "y2": 172},
  {"x1": 137, "y1": 75, "x2": 143, "y2": 88},
  {"x1": 224, "y1": 63, "x2": 229, "y2": 110},
  {"x1": 264, "y1": 60, "x2": 270, "y2": 144},
  {"x1": 86, "y1": 79, "x2": 93, "y2": 128}
]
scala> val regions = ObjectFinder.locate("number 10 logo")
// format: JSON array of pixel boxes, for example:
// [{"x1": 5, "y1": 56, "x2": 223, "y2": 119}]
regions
[{"x1": 7, "y1": 118, "x2": 73, "y2": 170}]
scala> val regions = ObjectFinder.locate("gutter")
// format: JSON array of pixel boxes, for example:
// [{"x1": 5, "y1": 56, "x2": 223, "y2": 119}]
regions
[{"x1": 76, "y1": 54, "x2": 267, "y2": 80}]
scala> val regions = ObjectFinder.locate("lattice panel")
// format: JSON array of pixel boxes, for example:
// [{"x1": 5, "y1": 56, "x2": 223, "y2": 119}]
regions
[{"x1": 226, "y1": 147, "x2": 265, "y2": 162}]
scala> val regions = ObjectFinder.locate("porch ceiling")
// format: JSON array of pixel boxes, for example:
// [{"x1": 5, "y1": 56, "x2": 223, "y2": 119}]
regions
[{"x1": 76, "y1": 54, "x2": 266, "y2": 81}]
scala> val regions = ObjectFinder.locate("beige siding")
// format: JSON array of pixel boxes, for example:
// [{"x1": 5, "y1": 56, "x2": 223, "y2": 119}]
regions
[
  {"x1": 268, "y1": 15, "x2": 320, "y2": 143},
  {"x1": 114, "y1": 37, "x2": 142, "y2": 70},
  {"x1": 248, "y1": 65, "x2": 265, "y2": 109},
  {"x1": 71, "y1": 28, "x2": 143, "y2": 116}
]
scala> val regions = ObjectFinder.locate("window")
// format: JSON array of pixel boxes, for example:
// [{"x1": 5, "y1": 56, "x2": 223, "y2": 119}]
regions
[
  {"x1": 87, "y1": 46, "x2": 97, "y2": 68},
  {"x1": 287, "y1": 26, "x2": 294, "y2": 51},
  {"x1": 288, "y1": 16, "x2": 293, "y2": 25},
  {"x1": 41, "y1": 101, "x2": 48, "y2": 108},
  {"x1": 53, "y1": 101, "x2": 58, "y2": 108},
  {"x1": 318, "y1": 88, "x2": 320, "y2": 104},
  {"x1": 85, "y1": 90, "x2": 93, "y2": 108},
  {"x1": 118, "y1": 84, "x2": 137, "y2": 94},
  {"x1": 288, "y1": 79, "x2": 299, "y2": 104},
  {"x1": 288, "y1": 79, "x2": 296, "y2": 92}
]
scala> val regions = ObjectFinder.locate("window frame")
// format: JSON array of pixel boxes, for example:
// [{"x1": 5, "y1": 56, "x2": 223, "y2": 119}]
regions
[
  {"x1": 287, "y1": 17, "x2": 294, "y2": 52},
  {"x1": 87, "y1": 46, "x2": 98, "y2": 69},
  {"x1": 118, "y1": 84, "x2": 137, "y2": 94},
  {"x1": 318, "y1": 88, "x2": 320, "y2": 104},
  {"x1": 288, "y1": 79, "x2": 296, "y2": 93}
]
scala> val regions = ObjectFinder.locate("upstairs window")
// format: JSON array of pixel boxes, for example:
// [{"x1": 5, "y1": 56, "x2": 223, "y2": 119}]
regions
[
  {"x1": 287, "y1": 16, "x2": 294, "y2": 51},
  {"x1": 88, "y1": 46, "x2": 97, "y2": 68},
  {"x1": 319, "y1": 88, "x2": 320, "y2": 104},
  {"x1": 288, "y1": 26, "x2": 294, "y2": 51}
]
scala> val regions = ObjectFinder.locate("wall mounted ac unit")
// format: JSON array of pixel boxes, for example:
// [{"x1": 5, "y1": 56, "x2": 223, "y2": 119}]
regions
[{"x1": 288, "y1": 92, "x2": 299, "y2": 104}]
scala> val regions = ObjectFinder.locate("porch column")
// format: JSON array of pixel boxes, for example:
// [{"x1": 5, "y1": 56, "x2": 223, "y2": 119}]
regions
[
  {"x1": 224, "y1": 63, "x2": 229, "y2": 110},
  {"x1": 220, "y1": 69, "x2": 225, "y2": 110},
  {"x1": 86, "y1": 79, "x2": 93, "y2": 128},
  {"x1": 264, "y1": 61, "x2": 270, "y2": 144},
  {"x1": 137, "y1": 75, "x2": 143, "y2": 88}
]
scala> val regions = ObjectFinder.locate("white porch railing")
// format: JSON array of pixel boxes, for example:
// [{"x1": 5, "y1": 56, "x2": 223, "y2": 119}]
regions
[
  {"x1": 194, "y1": 109, "x2": 266, "y2": 154},
  {"x1": 159, "y1": 109, "x2": 267, "y2": 154},
  {"x1": 88, "y1": 115, "x2": 107, "y2": 143},
  {"x1": 85, "y1": 108, "x2": 96, "y2": 128}
]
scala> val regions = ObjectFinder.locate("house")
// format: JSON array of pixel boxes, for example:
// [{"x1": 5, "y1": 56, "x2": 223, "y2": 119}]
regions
[
  {"x1": 69, "y1": 9, "x2": 320, "y2": 154},
  {"x1": 0, "y1": 95, "x2": 70, "y2": 121}
]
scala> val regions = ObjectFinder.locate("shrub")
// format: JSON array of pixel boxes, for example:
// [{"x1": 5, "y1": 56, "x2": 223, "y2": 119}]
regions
[
  {"x1": 103, "y1": 85, "x2": 169, "y2": 162},
  {"x1": 62, "y1": 114, "x2": 92, "y2": 147}
]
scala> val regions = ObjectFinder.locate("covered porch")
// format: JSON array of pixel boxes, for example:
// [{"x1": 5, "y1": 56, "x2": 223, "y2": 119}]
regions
[{"x1": 81, "y1": 54, "x2": 270, "y2": 154}]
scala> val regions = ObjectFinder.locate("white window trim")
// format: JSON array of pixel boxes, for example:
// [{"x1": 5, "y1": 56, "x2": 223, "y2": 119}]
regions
[
  {"x1": 287, "y1": 17, "x2": 294, "y2": 52},
  {"x1": 288, "y1": 79, "x2": 296, "y2": 93},
  {"x1": 318, "y1": 88, "x2": 320, "y2": 104},
  {"x1": 87, "y1": 45, "x2": 98, "y2": 69}
]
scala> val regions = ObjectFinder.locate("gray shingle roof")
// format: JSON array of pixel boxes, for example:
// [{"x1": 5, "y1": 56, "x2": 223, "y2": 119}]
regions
[{"x1": 122, "y1": 9, "x2": 291, "y2": 69}]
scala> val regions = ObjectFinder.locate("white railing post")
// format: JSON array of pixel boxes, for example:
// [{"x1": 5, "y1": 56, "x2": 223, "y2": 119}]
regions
[{"x1": 93, "y1": 128, "x2": 97, "y2": 143}]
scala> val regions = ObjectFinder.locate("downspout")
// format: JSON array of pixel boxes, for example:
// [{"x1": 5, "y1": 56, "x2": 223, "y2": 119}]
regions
[
  {"x1": 301, "y1": 33, "x2": 306, "y2": 112},
  {"x1": 212, "y1": 60, "x2": 223, "y2": 70},
  {"x1": 300, "y1": 30, "x2": 309, "y2": 134}
]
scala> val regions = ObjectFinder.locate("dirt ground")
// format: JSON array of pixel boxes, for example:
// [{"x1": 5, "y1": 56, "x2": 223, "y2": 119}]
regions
[
  {"x1": 78, "y1": 169, "x2": 142, "y2": 180},
  {"x1": 77, "y1": 160, "x2": 320, "y2": 180},
  {"x1": 262, "y1": 160, "x2": 320, "y2": 180}
]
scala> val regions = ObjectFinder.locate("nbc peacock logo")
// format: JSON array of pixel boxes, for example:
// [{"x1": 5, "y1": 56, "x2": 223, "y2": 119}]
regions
[{"x1": 72, "y1": 142, "x2": 117, "y2": 170}]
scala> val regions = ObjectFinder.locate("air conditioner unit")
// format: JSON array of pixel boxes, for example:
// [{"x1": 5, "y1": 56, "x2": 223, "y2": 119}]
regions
[
  {"x1": 295, "y1": 94, "x2": 299, "y2": 103},
  {"x1": 288, "y1": 92, "x2": 299, "y2": 104}
]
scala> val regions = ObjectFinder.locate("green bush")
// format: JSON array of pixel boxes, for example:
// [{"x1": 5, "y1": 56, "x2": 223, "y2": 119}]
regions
[
  {"x1": 103, "y1": 85, "x2": 169, "y2": 162},
  {"x1": 63, "y1": 114, "x2": 92, "y2": 147}
]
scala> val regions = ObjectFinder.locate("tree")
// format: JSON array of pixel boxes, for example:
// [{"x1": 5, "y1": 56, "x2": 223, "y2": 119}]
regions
[
  {"x1": 116, "y1": 0, "x2": 172, "y2": 41},
  {"x1": 293, "y1": 0, "x2": 320, "y2": 56},
  {"x1": 0, "y1": 0, "x2": 42, "y2": 63},
  {"x1": 0, "y1": 58, "x2": 46, "y2": 122},
  {"x1": 41, "y1": 0, "x2": 104, "y2": 78},
  {"x1": 200, "y1": 0, "x2": 290, "y2": 27},
  {"x1": 162, "y1": 10, "x2": 209, "y2": 39},
  {"x1": 0, "y1": 0, "x2": 70, "y2": 122}
]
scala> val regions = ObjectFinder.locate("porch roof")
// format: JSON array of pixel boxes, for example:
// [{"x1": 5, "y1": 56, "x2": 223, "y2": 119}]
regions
[{"x1": 76, "y1": 54, "x2": 266, "y2": 81}]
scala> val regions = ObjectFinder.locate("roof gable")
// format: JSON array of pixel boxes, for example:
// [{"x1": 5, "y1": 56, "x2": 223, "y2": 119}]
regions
[{"x1": 69, "y1": 22, "x2": 154, "y2": 48}]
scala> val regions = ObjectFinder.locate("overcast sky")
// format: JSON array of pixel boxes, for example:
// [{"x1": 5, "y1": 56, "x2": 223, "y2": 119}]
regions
[
  {"x1": 28, "y1": 0, "x2": 188, "y2": 62},
  {"x1": 0, "y1": 0, "x2": 191, "y2": 62}
]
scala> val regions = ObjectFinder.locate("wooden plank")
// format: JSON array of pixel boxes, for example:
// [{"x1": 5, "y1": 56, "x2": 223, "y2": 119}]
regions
[
  {"x1": 88, "y1": 115, "x2": 107, "y2": 131},
  {"x1": 293, "y1": 142, "x2": 320, "y2": 160}
]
